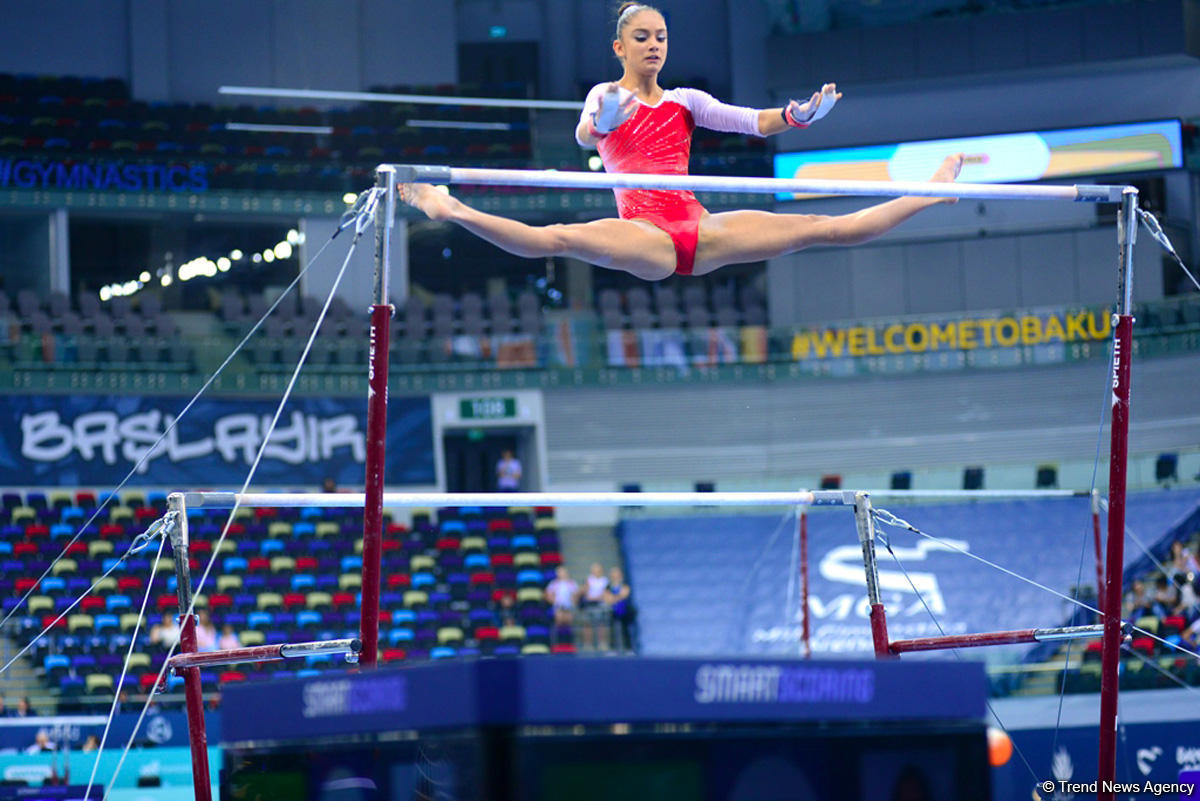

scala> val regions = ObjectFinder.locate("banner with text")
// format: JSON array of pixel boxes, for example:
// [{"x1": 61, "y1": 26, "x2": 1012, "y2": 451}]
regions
[{"x1": 0, "y1": 395, "x2": 434, "y2": 487}]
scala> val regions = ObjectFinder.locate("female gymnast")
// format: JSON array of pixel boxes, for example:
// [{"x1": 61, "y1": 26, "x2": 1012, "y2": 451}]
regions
[{"x1": 401, "y1": 2, "x2": 963, "y2": 281}]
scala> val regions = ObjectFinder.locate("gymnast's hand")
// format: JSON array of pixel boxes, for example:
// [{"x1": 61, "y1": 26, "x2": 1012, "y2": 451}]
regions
[
  {"x1": 592, "y1": 82, "x2": 639, "y2": 134},
  {"x1": 784, "y1": 83, "x2": 841, "y2": 128}
]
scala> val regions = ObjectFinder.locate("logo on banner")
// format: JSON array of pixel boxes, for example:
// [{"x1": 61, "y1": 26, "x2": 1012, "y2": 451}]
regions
[{"x1": 20, "y1": 409, "x2": 365, "y2": 473}]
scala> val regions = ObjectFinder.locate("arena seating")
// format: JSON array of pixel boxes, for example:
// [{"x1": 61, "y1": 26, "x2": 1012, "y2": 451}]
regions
[
  {"x1": 1, "y1": 491, "x2": 564, "y2": 710},
  {"x1": 597, "y1": 283, "x2": 768, "y2": 330}
]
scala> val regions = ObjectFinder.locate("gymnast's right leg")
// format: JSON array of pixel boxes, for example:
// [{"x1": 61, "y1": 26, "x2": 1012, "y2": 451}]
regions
[{"x1": 401, "y1": 183, "x2": 677, "y2": 281}]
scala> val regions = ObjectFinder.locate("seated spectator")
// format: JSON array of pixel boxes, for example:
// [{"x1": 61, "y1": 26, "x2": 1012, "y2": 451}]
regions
[
  {"x1": 496, "y1": 589, "x2": 517, "y2": 628},
  {"x1": 1176, "y1": 574, "x2": 1200, "y2": 621},
  {"x1": 604, "y1": 566, "x2": 635, "y2": 654},
  {"x1": 24, "y1": 730, "x2": 55, "y2": 754},
  {"x1": 545, "y1": 566, "x2": 579, "y2": 644},
  {"x1": 14, "y1": 698, "x2": 35, "y2": 718},
  {"x1": 1152, "y1": 575, "x2": 1178, "y2": 618},
  {"x1": 150, "y1": 613, "x2": 181, "y2": 647},
  {"x1": 1183, "y1": 616, "x2": 1200, "y2": 653},
  {"x1": 1169, "y1": 541, "x2": 1200, "y2": 579},
  {"x1": 579, "y1": 563, "x2": 611, "y2": 652},
  {"x1": 81, "y1": 735, "x2": 100, "y2": 752},
  {"x1": 218, "y1": 624, "x2": 241, "y2": 651},
  {"x1": 1123, "y1": 579, "x2": 1153, "y2": 620},
  {"x1": 195, "y1": 611, "x2": 217, "y2": 652}
]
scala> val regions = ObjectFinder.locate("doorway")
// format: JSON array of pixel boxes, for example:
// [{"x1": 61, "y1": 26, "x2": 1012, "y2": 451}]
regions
[{"x1": 442, "y1": 428, "x2": 528, "y2": 493}]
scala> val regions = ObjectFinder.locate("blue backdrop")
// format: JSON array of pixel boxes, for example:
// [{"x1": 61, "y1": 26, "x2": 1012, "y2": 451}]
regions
[{"x1": 0, "y1": 394, "x2": 434, "y2": 487}]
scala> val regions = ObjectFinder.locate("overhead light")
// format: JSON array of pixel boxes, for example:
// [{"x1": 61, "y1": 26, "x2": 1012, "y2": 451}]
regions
[
  {"x1": 224, "y1": 122, "x2": 333, "y2": 135},
  {"x1": 252, "y1": 253, "x2": 262, "y2": 263},
  {"x1": 262, "y1": 250, "x2": 275, "y2": 263},
  {"x1": 161, "y1": 274, "x2": 173, "y2": 287},
  {"x1": 406, "y1": 119, "x2": 513, "y2": 132},
  {"x1": 286, "y1": 229, "x2": 300, "y2": 245},
  {"x1": 138, "y1": 271, "x2": 151, "y2": 283},
  {"x1": 343, "y1": 193, "x2": 357, "y2": 205},
  {"x1": 230, "y1": 249, "x2": 244, "y2": 260},
  {"x1": 99, "y1": 287, "x2": 112, "y2": 302},
  {"x1": 588, "y1": 155, "x2": 602, "y2": 171},
  {"x1": 217, "y1": 257, "x2": 231, "y2": 272},
  {"x1": 273, "y1": 242, "x2": 292, "y2": 260}
]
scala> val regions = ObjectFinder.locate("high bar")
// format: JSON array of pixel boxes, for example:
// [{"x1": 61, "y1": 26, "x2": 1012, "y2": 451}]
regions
[
  {"x1": 177, "y1": 491, "x2": 853, "y2": 509},
  {"x1": 219, "y1": 85, "x2": 583, "y2": 111},
  {"x1": 389, "y1": 164, "x2": 1128, "y2": 203}
]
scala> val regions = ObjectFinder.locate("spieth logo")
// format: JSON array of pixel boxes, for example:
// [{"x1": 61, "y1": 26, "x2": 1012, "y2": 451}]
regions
[
  {"x1": 819, "y1": 537, "x2": 968, "y2": 615},
  {"x1": 1137, "y1": 746, "x2": 1162, "y2": 776},
  {"x1": 303, "y1": 677, "x2": 407, "y2": 719},
  {"x1": 693, "y1": 664, "x2": 874, "y2": 704}
]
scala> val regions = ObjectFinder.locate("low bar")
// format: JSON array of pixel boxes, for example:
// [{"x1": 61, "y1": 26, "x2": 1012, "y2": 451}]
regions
[
  {"x1": 889, "y1": 624, "x2": 1105, "y2": 654},
  {"x1": 390, "y1": 164, "x2": 1128, "y2": 203},
  {"x1": 168, "y1": 638, "x2": 361, "y2": 670},
  {"x1": 182, "y1": 490, "x2": 848, "y2": 509}
]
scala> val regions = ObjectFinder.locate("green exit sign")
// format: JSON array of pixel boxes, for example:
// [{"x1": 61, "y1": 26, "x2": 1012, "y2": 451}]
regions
[{"x1": 459, "y1": 397, "x2": 517, "y2": 420}]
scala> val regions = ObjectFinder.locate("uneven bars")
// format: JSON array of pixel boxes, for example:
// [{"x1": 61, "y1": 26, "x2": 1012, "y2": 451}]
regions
[
  {"x1": 168, "y1": 638, "x2": 361, "y2": 670},
  {"x1": 179, "y1": 491, "x2": 847, "y2": 509},
  {"x1": 889, "y1": 624, "x2": 1107, "y2": 654},
  {"x1": 389, "y1": 164, "x2": 1127, "y2": 203},
  {"x1": 219, "y1": 85, "x2": 583, "y2": 111}
]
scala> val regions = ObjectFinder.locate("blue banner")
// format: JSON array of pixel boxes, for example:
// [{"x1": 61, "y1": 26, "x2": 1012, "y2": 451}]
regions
[
  {"x1": 0, "y1": 159, "x2": 207, "y2": 193},
  {"x1": 0, "y1": 394, "x2": 434, "y2": 487}
]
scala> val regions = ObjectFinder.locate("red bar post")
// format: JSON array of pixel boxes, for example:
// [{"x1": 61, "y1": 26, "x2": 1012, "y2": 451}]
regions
[
  {"x1": 359, "y1": 167, "x2": 397, "y2": 670},
  {"x1": 1091, "y1": 490, "x2": 1104, "y2": 608},
  {"x1": 1098, "y1": 187, "x2": 1138, "y2": 801},
  {"x1": 799, "y1": 509, "x2": 811, "y2": 659},
  {"x1": 177, "y1": 615, "x2": 212, "y2": 801}
]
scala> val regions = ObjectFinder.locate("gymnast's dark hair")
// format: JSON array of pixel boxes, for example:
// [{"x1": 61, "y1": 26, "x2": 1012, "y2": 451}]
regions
[{"x1": 615, "y1": 2, "x2": 663, "y2": 40}]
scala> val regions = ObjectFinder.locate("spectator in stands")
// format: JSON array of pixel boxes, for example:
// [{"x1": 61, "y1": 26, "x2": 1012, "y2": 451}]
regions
[
  {"x1": 150, "y1": 613, "x2": 181, "y2": 647},
  {"x1": 14, "y1": 698, "x2": 35, "y2": 718},
  {"x1": 24, "y1": 730, "x2": 55, "y2": 754},
  {"x1": 579, "y1": 563, "x2": 612, "y2": 652},
  {"x1": 81, "y1": 735, "x2": 100, "y2": 752},
  {"x1": 545, "y1": 566, "x2": 580, "y2": 644},
  {"x1": 1175, "y1": 573, "x2": 1200, "y2": 620},
  {"x1": 1152, "y1": 575, "x2": 1178, "y2": 618},
  {"x1": 322, "y1": 476, "x2": 338, "y2": 493},
  {"x1": 1123, "y1": 579, "x2": 1153, "y2": 620},
  {"x1": 496, "y1": 589, "x2": 518, "y2": 628},
  {"x1": 496, "y1": 450, "x2": 522, "y2": 492},
  {"x1": 195, "y1": 611, "x2": 217, "y2": 652},
  {"x1": 604, "y1": 566, "x2": 635, "y2": 653},
  {"x1": 218, "y1": 624, "x2": 241, "y2": 650},
  {"x1": 1183, "y1": 615, "x2": 1200, "y2": 653},
  {"x1": 1169, "y1": 541, "x2": 1200, "y2": 579}
]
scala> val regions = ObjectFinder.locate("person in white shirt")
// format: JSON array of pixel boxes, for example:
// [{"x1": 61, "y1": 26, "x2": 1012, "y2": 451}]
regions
[
  {"x1": 545, "y1": 566, "x2": 580, "y2": 645},
  {"x1": 579, "y1": 563, "x2": 612, "y2": 652},
  {"x1": 496, "y1": 449, "x2": 522, "y2": 492}
]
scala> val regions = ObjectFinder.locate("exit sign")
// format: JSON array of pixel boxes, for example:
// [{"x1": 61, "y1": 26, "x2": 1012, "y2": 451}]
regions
[{"x1": 459, "y1": 397, "x2": 517, "y2": 420}]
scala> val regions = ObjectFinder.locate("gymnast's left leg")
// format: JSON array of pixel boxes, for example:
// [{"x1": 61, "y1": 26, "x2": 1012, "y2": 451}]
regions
[{"x1": 690, "y1": 153, "x2": 964, "y2": 276}]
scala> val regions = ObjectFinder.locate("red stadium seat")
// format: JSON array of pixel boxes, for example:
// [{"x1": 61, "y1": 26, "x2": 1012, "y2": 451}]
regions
[
  {"x1": 282, "y1": 593, "x2": 306, "y2": 609},
  {"x1": 80, "y1": 597, "x2": 105, "y2": 613},
  {"x1": 295, "y1": 556, "x2": 318, "y2": 571},
  {"x1": 25, "y1": 524, "x2": 49, "y2": 539},
  {"x1": 139, "y1": 673, "x2": 160, "y2": 691},
  {"x1": 474, "y1": 626, "x2": 499, "y2": 641},
  {"x1": 42, "y1": 615, "x2": 65, "y2": 630},
  {"x1": 385, "y1": 523, "x2": 410, "y2": 535},
  {"x1": 436, "y1": 537, "x2": 460, "y2": 551},
  {"x1": 65, "y1": 542, "x2": 87, "y2": 556},
  {"x1": 255, "y1": 508, "x2": 277, "y2": 519},
  {"x1": 470, "y1": 572, "x2": 495, "y2": 586},
  {"x1": 117, "y1": 577, "x2": 142, "y2": 592},
  {"x1": 99, "y1": 524, "x2": 124, "y2": 538},
  {"x1": 209, "y1": 594, "x2": 233, "y2": 611},
  {"x1": 13, "y1": 542, "x2": 36, "y2": 557},
  {"x1": 381, "y1": 539, "x2": 402, "y2": 553},
  {"x1": 15, "y1": 578, "x2": 38, "y2": 593},
  {"x1": 551, "y1": 643, "x2": 576, "y2": 655},
  {"x1": 219, "y1": 671, "x2": 246, "y2": 684},
  {"x1": 247, "y1": 557, "x2": 270, "y2": 572},
  {"x1": 331, "y1": 592, "x2": 356, "y2": 609},
  {"x1": 487, "y1": 519, "x2": 513, "y2": 533},
  {"x1": 134, "y1": 506, "x2": 158, "y2": 522},
  {"x1": 539, "y1": 552, "x2": 563, "y2": 567},
  {"x1": 156, "y1": 594, "x2": 177, "y2": 611},
  {"x1": 387, "y1": 574, "x2": 411, "y2": 589},
  {"x1": 381, "y1": 648, "x2": 406, "y2": 663},
  {"x1": 490, "y1": 553, "x2": 513, "y2": 567}
]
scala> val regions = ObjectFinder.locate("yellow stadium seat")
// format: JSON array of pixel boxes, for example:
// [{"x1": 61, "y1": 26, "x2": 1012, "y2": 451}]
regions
[
  {"x1": 305, "y1": 592, "x2": 333, "y2": 610},
  {"x1": 268, "y1": 521, "x2": 292, "y2": 538},
  {"x1": 239, "y1": 630, "x2": 265, "y2": 646},
  {"x1": 499, "y1": 625, "x2": 526, "y2": 642},
  {"x1": 269, "y1": 556, "x2": 296, "y2": 572},
  {"x1": 402, "y1": 591, "x2": 428, "y2": 608},
  {"x1": 520, "y1": 643, "x2": 550, "y2": 655},
  {"x1": 315, "y1": 522, "x2": 339, "y2": 538},
  {"x1": 437, "y1": 627, "x2": 464, "y2": 644},
  {"x1": 89, "y1": 540, "x2": 115, "y2": 558},
  {"x1": 92, "y1": 576, "x2": 117, "y2": 593},
  {"x1": 28, "y1": 596, "x2": 53, "y2": 615},
  {"x1": 51, "y1": 560, "x2": 78, "y2": 576},
  {"x1": 513, "y1": 552, "x2": 540, "y2": 568},
  {"x1": 217, "y1": 575, "x2": 243, "y2": 593},
  {"x1": 86, "y1": 674, "x2": 114, "y2": 694},
  {"x1": 517, "y1": 587, "x2": 544, "y2": 605},
  {"x1": 257, "y1": 593, "x2": 283, "y2": 611},
  {"x1": 460, "y1": 536, "x2": 487, "y2": 553},
  {"x1": 126, "y1": 653, "x2": 150, "y2": 670},
  {"x1": 108, "y1": 507, "x2": 133, "y2": 525},
  {"x1": 339, "y1": 574, "x2": 362, "y2": 591},
  {"x1": 68, "y1": 614, "x2": 94, "y2": 633},
  {"x1": 410, "y1": 555, "x2": 435, "y2": 572},
  {"x1": 119, "y1": 613, "x2": 143, "y2": 631},
  {"x1": 11, "y1": 507, "x2": 35, "y2": 525}
]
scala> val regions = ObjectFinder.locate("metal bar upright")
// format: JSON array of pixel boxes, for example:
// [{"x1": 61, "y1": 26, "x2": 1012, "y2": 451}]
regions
[
  {"x1": 1098, "y1": 186, "x2": 1138, "y2": 801},
  {"x1": 852, "y1": 493, "x2": 892, "y2": 659},
  {"x1": 360, "y1": 166, "x2": 396, "y2": 669},
  {"x1": 165, "y1": 494, "x2": 212, "y2": 801},
  {"x1": 1091, "y1": 489, "x2": 1104, "y2": 605},
  {"x1": 799, "y1": 508, "x2": 811, "y2": 659}
]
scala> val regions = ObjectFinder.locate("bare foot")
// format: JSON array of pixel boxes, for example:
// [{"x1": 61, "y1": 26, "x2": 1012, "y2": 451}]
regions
[
  {"x1": 399, "y1": 182, "x2": 459, "y2": 221},
  {"x1": 930, "y1": 153, "x2": 965, "y2": 203}
]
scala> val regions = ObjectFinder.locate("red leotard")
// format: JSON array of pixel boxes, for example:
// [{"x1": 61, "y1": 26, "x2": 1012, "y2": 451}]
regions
[
  {"x1": 580, "y1": 85, "x2": 762, "y2": 276},
  {"x1": 595, "y1": 95, "x2": 705, "y2": 275}
]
